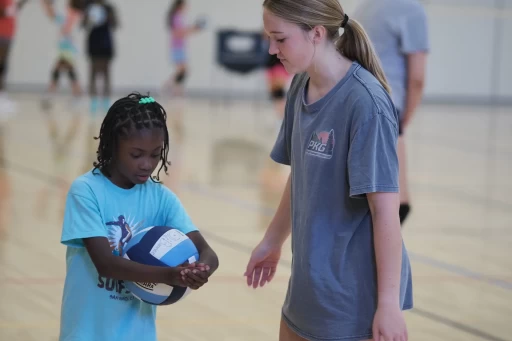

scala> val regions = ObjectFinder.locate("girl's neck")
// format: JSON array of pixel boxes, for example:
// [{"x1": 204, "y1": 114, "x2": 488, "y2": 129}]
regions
[
  {"x1": 103, "y1": 166, "x2": 134, "y2": 190},
  {"x1": 306, "y1": 45, "x2": 353, "y2": 102}
]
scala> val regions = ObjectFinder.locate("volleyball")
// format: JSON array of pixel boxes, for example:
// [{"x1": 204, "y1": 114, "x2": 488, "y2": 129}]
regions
[{"x1": 122, "y1": 226, "x2": 199, "y2": 305}]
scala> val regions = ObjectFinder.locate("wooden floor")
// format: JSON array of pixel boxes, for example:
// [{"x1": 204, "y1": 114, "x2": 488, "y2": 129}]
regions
[{"x1": 0, "y1": 93, "x2": 511, "y2": 341}]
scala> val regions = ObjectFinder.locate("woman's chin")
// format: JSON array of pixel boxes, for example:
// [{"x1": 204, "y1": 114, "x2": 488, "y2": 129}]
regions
[{"x1": 282, "y1": 61, "x2": 303, "y2": 75}]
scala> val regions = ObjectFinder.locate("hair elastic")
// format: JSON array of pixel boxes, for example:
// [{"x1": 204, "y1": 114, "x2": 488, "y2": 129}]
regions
[
  {"x1": 139, "y1": 96, "x2": 155, "y2": 104},
  {"x1": 341, "y1": 13, "x2": 349, "y2": 28}
]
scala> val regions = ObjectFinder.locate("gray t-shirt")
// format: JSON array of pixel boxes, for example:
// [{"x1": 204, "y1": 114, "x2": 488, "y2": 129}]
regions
[
  {"x1": 354, "y1": 0, "x2": 429, "y2": 113},
  {"x1": 271, "y1": 62, "x2": 413, "y2": 341}
]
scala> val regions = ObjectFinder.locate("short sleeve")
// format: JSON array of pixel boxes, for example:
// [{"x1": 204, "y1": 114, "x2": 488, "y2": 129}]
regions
[
  {"x1": 270, "y1": 119, "x2": 290, "y2": 165},
  {"x1": 61, "y1": 182, "x2": 107, "y2": 248},
  {"x1": 270, "y1": 73, "x2": 306, "y2": 166},
  {"x1": 161, "y1": 186, "x2": 198, "y2": 235},
  {"x1": 400, "y1": 6, "x2": 430, "y2": 54},
  {"x1": 348, "y1": 114, "x2": 399, "y2": 198}
]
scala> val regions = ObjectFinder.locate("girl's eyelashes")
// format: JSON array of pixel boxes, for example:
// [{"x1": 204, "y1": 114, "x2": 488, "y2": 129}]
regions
[{"x1": 130, "y1": 149, "x2": 162, "y2": 159}]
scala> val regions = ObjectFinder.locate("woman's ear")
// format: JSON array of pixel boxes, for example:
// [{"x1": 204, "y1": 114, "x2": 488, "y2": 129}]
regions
[{"x1": 310, "y1": 25, "x2": 327, "y2": 45}]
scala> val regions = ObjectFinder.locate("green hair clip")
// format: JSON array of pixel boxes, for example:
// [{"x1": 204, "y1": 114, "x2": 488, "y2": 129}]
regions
[{"x1": 139, "y1": 96, "x2": 155, "y2": 104}]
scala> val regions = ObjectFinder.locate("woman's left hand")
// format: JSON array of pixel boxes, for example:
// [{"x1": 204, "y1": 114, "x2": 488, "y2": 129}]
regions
[{"x1": 372, "y1": 302, "x2": 408, "y2": 341}]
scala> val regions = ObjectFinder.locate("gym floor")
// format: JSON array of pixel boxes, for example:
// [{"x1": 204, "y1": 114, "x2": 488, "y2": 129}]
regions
[{"x1": 0, "y1": 94, "x2": 510, "y2": 341}]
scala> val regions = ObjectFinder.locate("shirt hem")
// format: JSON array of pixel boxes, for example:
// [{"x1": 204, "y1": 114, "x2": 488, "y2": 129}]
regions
[
  {"x1": 282, "y1": 312, "x2": 372, "y2": 341},
  {"x1": 350, "y1": 185, "x2": 399, "y2": 198},
  {"x1": 270, "y1": 152, "x2": 291, "y2": 166},
  {"x1": 281, "y1": 302, "x2": 413, "y2": 341},
  {"x1": 61, "y1": 232, "x2": 108, "y2": 248}
]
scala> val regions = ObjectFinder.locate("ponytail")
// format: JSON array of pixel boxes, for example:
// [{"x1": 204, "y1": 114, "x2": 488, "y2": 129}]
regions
[
  {"x1": 336, "y1": 17, "x2": 391, "y2": 94},
  {"x1": 263, "y1": 0, "x2": 390, "y2": 93}
]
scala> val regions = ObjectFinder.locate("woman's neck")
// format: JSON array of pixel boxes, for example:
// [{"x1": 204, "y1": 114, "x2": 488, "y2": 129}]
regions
[{"x1": 306, "y1": 45, "x2": 353, "y2": 102}]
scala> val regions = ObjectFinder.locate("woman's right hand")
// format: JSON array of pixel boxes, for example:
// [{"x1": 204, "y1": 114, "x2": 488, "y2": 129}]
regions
[{"x1": 244, "y1": 239, "x2": 282, "y2": 289}]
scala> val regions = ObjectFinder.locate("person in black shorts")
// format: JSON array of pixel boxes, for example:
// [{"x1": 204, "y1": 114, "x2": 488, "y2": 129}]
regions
[{"x1": 82, "y1": 0, "x2": 118, "y2": 116}]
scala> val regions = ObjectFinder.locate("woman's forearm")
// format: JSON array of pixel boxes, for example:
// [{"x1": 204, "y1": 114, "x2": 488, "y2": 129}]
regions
[
  {"x1": 369, "y1": 192, "x2": 402, "y2": 305},
  {"x1": 263, "y1": 173, "x2": 292, "y2": 247}
]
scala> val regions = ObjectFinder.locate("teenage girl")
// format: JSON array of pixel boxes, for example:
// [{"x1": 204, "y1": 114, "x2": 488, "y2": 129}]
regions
[
  {"x1": 82, "y1": 0, "x2": 118, "y2": 115},
  {"x1": 59, "y1": 92, "x2": 219, "y2": 341},
  {"x1": 355, "y1": 0, "x2": 429, "y2": 225},
  {"x1": 41, "y1": 0, "x2": 84, "y2": 110},
  {"x1": 245, "y1": 1, "x2": 412, "y2": 341},
  {"x1": 164, "y1": 0, "x2": 204, "y2": 97}
]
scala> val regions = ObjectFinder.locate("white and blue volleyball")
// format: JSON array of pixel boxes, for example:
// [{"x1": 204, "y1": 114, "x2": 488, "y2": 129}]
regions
[{"x1": 122, "y1": 226, "x2": 199, "y2": 305}]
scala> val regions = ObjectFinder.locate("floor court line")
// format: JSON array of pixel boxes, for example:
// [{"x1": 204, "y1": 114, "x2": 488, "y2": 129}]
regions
[
  {"x1": 1, "y1": 160, "x2": 511, "y2": 292},
  {"x1": 201, "y1": 232, "x2": 508, "y2": 341},
  {"x1": 411, "y1": 308, "x2": 509, "y2": 341},
  {"x1": 1, "y1": 159, "x2": 509, "y2": 341},
  {"x1": 10, "y1": 125, "x2": 512, "y2": 211},
  {"x1": 181, "y1": 183, "x2": 512, "y2": 291}
]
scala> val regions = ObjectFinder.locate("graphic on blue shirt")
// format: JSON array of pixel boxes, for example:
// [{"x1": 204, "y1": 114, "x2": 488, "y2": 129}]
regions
[
  {"x1": 106, "y1": 215, "x2": 144, "y2": 256},
  {"x1": 306, "y1": 129, "x2": 335, "y2": 159}
]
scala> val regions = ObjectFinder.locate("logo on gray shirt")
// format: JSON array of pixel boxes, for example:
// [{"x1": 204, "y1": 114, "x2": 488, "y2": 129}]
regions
[{"x1": 306, "y1": 129, "x2": 335, "y2": 159}]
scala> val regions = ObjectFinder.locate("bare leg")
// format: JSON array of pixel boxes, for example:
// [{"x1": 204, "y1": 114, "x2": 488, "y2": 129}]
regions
[
  {"x1": 0, "y1": 42, "x2": 11, "y2": 91},
  {"x1": 398, "y1": 135, "x2": 412, "y2": 224},
  {"x1": 171, "y1": 63, "x2": 187, "y2": 97},
  {"x1": 98, "y1": 58, "x2": 111, "y2": 99},
  {"x1": 71, "y1": 80, "x2": 82, "y2": 97},
  {"x1": 47, "y1": 60, "x2": 61, "y2": 94},
  {"x1": 0, "y1": 40, "x2": 16, "y2": 118},
  {"x1": 89, "y1": 58, "x2": 101, "y2": 115},
  {"x1": 279, "y1": 318, "x2": 308, "y2": 341},
  {"x1": 398, "y1": 136, "x2": 410, "y2": 204},
  {"x1": 60, "y1": 59, "x2": 82, "y2": 98},
  {"x1": 41, "y1": 59, "x2": 62, "y2": 111},
  {"x1": 89, "y1": 58, "x2": 100, "y2": 97},
  {"x1": 96, "y1": 57, "x2": 112, "y2": 111}
]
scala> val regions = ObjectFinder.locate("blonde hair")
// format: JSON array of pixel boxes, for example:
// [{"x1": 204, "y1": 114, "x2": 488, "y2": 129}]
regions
[{"x1": 263, "y1": 0, "x2": 391, "y2": 94}]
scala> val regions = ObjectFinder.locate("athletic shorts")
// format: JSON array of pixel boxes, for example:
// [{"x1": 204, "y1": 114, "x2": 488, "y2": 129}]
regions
[{"x1": 172, "y1": 48, "x2": 186, "y2": 64}]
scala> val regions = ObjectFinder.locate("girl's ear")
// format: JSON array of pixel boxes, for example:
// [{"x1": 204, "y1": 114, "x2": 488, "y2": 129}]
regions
[{"x1": 310, "y1": 25, "x2": 327, "y2": 45}]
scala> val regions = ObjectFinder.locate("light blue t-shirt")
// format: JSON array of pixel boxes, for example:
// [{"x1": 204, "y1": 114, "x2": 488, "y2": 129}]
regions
[{"x1": 59, "y1": 169, "x2": 198, "y2": 341}]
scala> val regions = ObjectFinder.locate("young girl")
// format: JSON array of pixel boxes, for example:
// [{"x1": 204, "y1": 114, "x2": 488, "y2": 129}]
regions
[
  {"x1": 59, "y1": 93, "x2": 219, "y2": 341},
  {"x1": 82, "y1": 0, "x2": 118, "y2": 115},
  {"x1": 244, "y1": 1, "x2": 412, "y2": 341},
  {"x1": 0, "y1": 0, "x2": 28, "y2": 118},
  {"x1": 41, "y1": 0, "x2": 84, "y2": 110},
  {"x1": 163, "y1": 0, "x2": 204, "y2": 97}
]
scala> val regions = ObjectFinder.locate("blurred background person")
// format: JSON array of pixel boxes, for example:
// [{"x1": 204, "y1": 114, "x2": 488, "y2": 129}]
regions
[{"x1": 354, "y1": 0, "x2": 429, "y2": 226}]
